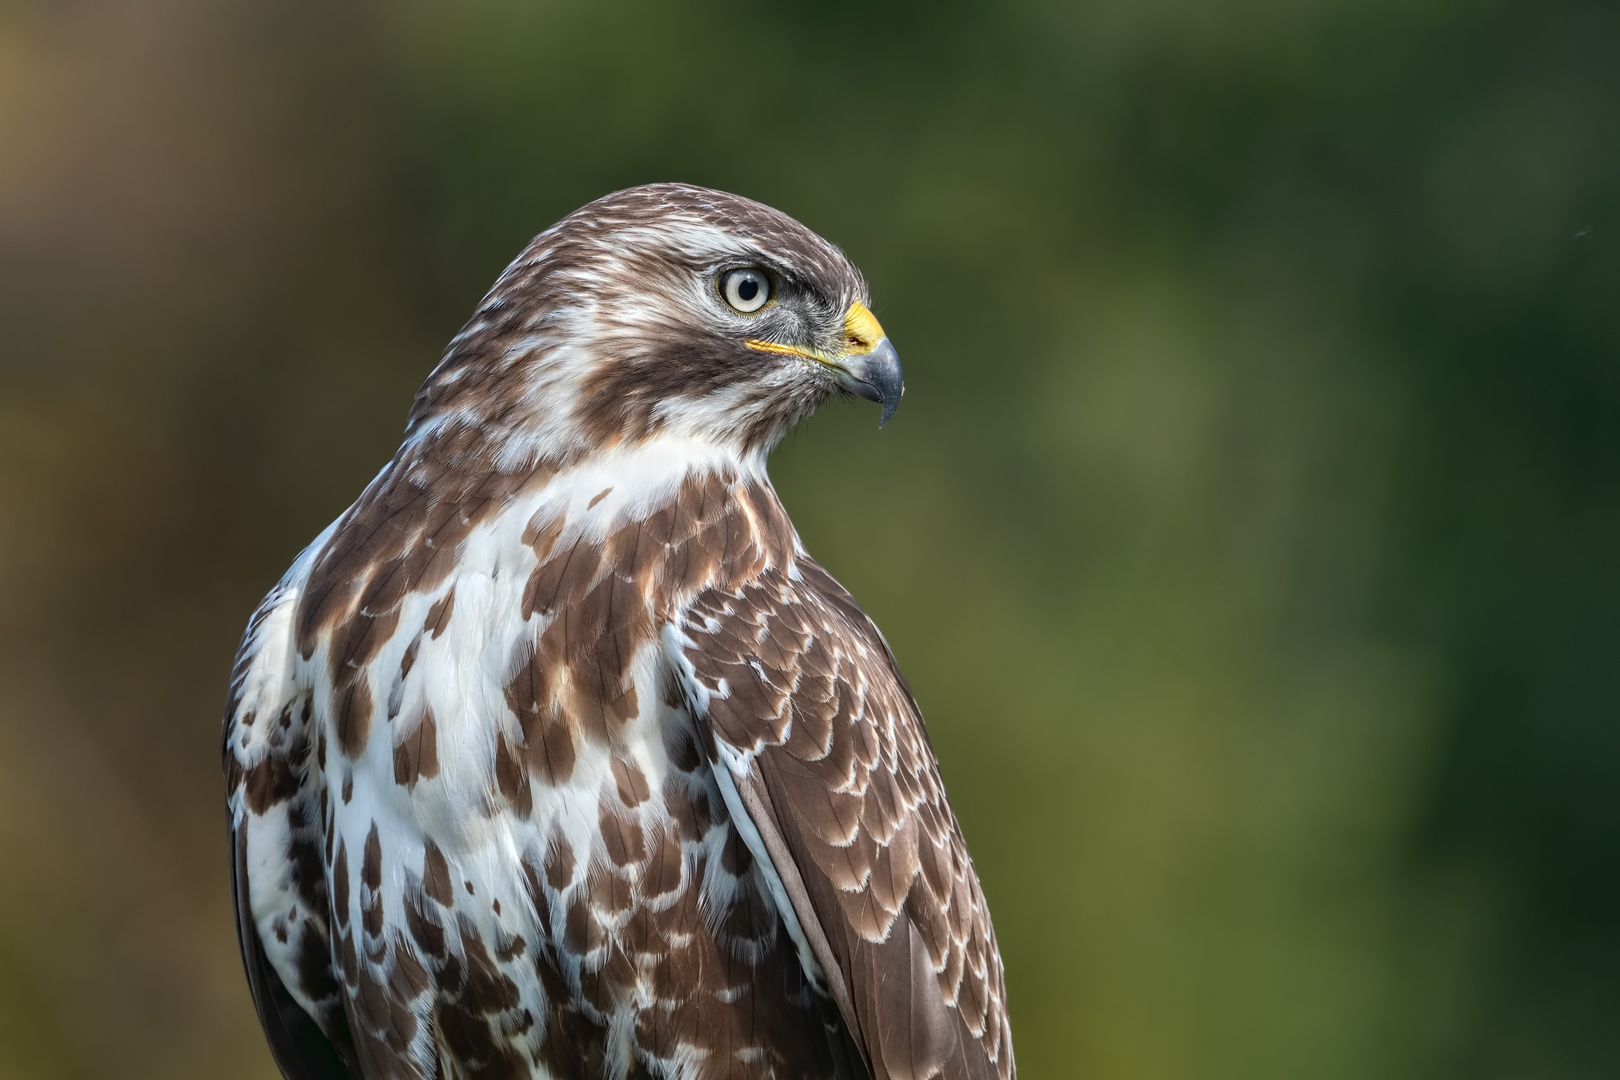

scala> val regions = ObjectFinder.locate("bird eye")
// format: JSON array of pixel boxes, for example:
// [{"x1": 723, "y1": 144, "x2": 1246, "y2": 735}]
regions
[{"x1": 720, "y1": 268, "x2": 771, "y2": 314}]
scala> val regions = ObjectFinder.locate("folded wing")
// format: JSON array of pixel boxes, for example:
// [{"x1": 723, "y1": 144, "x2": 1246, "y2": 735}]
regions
[
  {"x1": 224, "y1": 531, "x2": 361, "y2": 1080},
  {"x1": 668, "y1": 558, "x2": 1014, "y2": 1080}
]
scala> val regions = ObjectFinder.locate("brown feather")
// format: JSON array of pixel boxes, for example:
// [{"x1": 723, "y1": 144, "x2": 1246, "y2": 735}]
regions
[{"x1": 677, "y1": 551, "x2": 1014, "y2": 1080}]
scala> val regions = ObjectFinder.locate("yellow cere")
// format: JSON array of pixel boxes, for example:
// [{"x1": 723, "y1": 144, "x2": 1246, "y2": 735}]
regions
[
  {"x1": 842, "y1": 301, "x2": 886, "y2": 355},
  {"x1": 745, "y1": 301, "x2": 887, "y2": 363}
]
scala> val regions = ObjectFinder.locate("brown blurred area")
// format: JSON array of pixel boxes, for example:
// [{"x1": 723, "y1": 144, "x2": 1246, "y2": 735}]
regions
[
  {"x1": 0, "y1": 4, "x2": 421, "y2": 1076},
  {"x1": 2, "y1": 0, "x2": 1618, "y2": 1078}
]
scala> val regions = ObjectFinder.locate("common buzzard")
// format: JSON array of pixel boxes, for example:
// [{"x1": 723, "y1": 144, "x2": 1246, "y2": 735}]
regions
[{"x1": 223, "y1": 184, "x2": 1014, "y2": 1080}]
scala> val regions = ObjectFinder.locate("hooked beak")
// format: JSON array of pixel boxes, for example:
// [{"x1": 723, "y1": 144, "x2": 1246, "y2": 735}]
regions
[
  {"x1": 746, "y1": 300, "x2": 905, "y2": 427},
  {"x1": 833, "y1": 302, "x2": 904, "y2": 427},
  {"x1": 835, "y1": 337, "x2": 903, "y2": 427}
]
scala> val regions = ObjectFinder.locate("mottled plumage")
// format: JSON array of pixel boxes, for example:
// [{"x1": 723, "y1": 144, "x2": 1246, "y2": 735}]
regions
[{"x1": 224, "y1": 184, "x2": 1013, "y2": 1080}]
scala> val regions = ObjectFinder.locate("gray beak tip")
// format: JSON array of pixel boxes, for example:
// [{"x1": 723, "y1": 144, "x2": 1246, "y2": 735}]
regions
[
  {"x1": 837, "y1": 337, "x2": 904, "y2": 429},
  {"x1": 877, "y1": 387, "x2": 903, "y2": 428}
]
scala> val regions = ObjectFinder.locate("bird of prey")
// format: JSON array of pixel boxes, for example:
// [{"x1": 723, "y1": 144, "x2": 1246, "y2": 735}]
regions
[{"x1": 223, "y1": 183, "x2": 1014, "y2": 1080}]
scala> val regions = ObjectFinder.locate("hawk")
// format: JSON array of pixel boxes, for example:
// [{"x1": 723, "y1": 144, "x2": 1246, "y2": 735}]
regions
[{"x1": 224, "y1": 183, "x2": 1014, "y2": 1080}]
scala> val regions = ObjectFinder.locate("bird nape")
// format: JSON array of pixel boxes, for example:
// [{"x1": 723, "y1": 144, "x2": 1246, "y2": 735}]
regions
[{"x1": 223, "y1": 183, "x2": 1013, "y2": 1080}]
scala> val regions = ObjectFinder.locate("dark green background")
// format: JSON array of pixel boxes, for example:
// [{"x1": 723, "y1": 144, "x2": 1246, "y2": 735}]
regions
[{"x1": 0, "y1": 0, "x2": 1615, "y2": 1077}]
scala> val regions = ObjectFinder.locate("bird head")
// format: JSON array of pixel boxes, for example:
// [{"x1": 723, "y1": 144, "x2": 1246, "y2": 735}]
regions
[{"x1": 406, "y1": 184, "x2": 903, "y2": 469}]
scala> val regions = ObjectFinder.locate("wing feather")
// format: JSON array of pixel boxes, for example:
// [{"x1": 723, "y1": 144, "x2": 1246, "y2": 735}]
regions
[
  {"x1": 229, "y1": 825, "x2": 357, "y2": 1080},
  {"x1": 669, "y1": 558, "x2": 1014, "y2": 1080},
  {"x1": 224, "y1": 528, "x2": 360, "y2": 1080}
]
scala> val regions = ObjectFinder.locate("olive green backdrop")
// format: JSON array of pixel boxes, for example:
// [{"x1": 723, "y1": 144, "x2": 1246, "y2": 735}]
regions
[{"x1": 0, "y1": 1, "x2": 1615, "y2": 1077}]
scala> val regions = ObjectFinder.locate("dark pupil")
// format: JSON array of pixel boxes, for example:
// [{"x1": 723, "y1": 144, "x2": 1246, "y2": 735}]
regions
[{"x1": 737, "y1": 277, "x2": 759, "y2": 301}]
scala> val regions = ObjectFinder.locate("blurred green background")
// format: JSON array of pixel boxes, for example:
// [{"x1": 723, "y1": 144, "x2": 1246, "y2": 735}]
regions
[{"x1": 1, "y1": 0, "x2": 1616, "y2": 1077}]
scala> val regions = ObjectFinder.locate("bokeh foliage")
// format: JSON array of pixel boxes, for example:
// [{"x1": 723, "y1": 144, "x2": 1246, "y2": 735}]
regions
[{"x1": 0, "y1": 0, "x2": 1615, "y2": 1077}]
